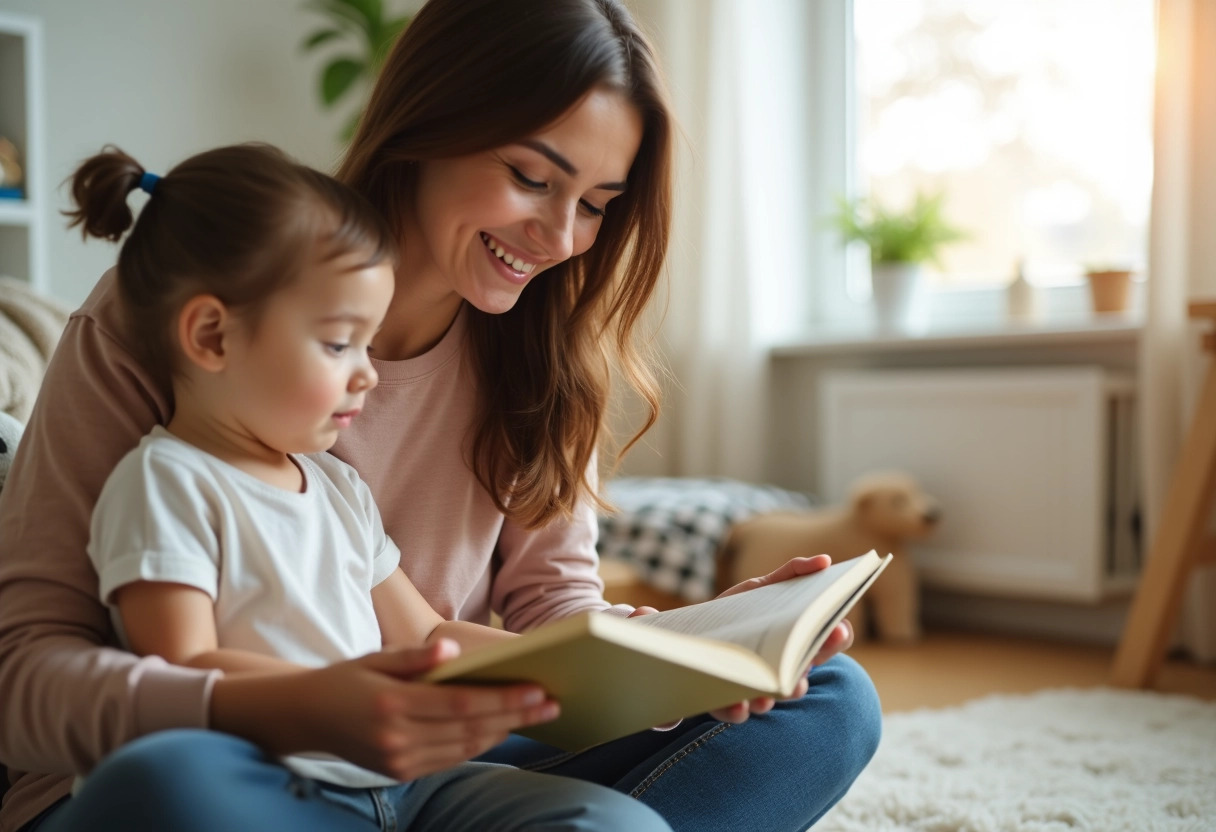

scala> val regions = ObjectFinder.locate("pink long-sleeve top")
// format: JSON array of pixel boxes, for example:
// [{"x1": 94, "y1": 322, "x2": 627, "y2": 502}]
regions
[{"x1": 0, "y1": 268, "x2": 620, "y2": 832}]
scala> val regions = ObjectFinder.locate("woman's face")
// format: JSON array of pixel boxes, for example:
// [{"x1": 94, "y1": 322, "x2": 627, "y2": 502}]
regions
[{"x1": 409, "y1": 87, "x2": 644, "y2": 314}]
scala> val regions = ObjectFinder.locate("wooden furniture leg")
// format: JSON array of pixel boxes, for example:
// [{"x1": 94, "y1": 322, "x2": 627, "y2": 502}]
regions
[{"x1": 1112, "y1": 301, "x2": 1216, "y2": 688}]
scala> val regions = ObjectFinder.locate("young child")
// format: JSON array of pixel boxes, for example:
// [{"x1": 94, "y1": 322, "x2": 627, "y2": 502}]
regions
[{"x1": 69, "y1": 144, "x2": 528, "y2": 789}]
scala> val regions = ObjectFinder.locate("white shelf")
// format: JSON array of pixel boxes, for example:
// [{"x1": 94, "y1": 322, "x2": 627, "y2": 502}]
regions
[
  {"x1": 0, "y1": 198, "x2": 32, "y2": 225},
  {"x1": 0, "y1": 12, "x2": 46, "y2": 291}
]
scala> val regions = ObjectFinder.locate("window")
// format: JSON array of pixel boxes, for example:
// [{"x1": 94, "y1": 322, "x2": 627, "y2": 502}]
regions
[{"x1": 851, "y1": 0, "x2": 1156, "y2": 293}]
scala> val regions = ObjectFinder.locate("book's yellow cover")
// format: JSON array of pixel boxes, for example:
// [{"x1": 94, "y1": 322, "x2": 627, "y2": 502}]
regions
[{"x1": 426, "y1": 551, "x2": 890, "y2": 750}]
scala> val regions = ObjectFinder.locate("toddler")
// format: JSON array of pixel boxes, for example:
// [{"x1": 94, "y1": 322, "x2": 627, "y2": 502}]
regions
[{"x1": 69, "y1": 144, "x2": 528, "y2": 789}]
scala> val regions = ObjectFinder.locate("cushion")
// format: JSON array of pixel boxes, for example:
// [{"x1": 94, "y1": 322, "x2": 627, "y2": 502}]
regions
[{"x1": 596, "y1": 477, "x2": 814, "y2": 602}]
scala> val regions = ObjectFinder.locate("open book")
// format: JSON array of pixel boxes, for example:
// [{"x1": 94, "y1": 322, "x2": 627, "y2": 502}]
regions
[{"x1": 426, "y1": 550, "x2": 891, "y2": 750}]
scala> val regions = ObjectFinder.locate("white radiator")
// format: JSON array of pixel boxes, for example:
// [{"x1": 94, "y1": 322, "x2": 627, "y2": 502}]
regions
[{"x1": 820, "y1": 366, "x2": 1140, "y2": 602}]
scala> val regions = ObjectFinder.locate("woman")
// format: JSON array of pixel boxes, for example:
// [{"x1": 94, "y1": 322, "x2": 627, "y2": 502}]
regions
[{"x1": 0, "y1": 1, "x2": 880, "y2": 830}]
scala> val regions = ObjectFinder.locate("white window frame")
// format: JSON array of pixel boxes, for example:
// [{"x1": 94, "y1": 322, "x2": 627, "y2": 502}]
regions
[
  {"x1": 805, "y1": 0, "x2": 860, "y2": 329},
  {"x1": 804, "y1": 0, "x2": 1145, "y2": 333}
]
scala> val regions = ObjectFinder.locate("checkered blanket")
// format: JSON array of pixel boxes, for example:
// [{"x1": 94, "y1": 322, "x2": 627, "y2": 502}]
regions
[{"x1": 596, "y1": 477, "x2": 814, "y2": 602}]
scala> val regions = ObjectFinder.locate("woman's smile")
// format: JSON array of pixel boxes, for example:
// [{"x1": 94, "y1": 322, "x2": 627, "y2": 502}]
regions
[{"x1": 480, "y1": 231, "x2": 538, "y2": 284}]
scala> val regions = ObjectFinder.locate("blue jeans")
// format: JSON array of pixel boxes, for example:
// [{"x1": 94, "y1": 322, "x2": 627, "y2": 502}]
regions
[
  {"x1": 25, "y1": 731, "x2": 671, "y2": 832},
  {"x1": 26, "y1": 655, "x2": 878, "y2": 831},
  {"x1": 477, "y1": 655, "x2": 882, "y2": 832}
]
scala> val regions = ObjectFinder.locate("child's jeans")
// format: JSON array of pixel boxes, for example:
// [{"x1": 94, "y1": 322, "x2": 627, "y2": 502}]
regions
[{"x1": 24, "y1": 731, "x2": 671, "y2": 832}]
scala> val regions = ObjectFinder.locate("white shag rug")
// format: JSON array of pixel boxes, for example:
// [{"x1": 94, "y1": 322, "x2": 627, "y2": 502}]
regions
[{"x1": 817, "y1": 688, "x2": 1216, "y2": 832}]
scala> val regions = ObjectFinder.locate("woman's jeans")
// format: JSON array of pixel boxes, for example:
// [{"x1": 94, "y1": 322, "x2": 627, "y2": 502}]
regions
[
  {"x1": 479, "y1": 655, "x2": 881, "y2": 832},
  {"x1": 25, "y1": 655, "x2": 880, "y2": 832}
]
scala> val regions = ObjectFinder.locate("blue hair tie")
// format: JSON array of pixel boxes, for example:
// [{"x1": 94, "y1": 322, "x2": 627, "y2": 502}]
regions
[{"x1": 138, "y1": 172, "x2": 160, "y2": 195}]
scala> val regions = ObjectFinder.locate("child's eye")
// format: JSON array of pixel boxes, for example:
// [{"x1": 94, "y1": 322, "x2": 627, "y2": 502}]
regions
[
  {"x1": 509, "y1": 166, "x2": 546, "y2": 190},
  {"x1": 324, "y1": 343, "x2": 350, "y2": 355}
]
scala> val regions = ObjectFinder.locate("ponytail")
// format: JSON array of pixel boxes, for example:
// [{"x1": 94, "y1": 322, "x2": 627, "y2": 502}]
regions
[{"x1": 63, "y1": 146, "x2": 146, "y2": 243}]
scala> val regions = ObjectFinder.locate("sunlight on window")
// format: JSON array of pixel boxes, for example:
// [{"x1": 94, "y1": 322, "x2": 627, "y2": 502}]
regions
[{"x1": 854, "y1": 0, "x2": 1155, "y2": 289}]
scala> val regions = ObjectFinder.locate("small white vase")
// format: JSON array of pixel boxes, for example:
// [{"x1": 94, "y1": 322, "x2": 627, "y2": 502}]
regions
[
  {"x1": 870, "y1": 262, "x2": 921, "y2": 331},
  {"x1": 1006, "y1": 261, "x2": 1040, "y2": 323}
]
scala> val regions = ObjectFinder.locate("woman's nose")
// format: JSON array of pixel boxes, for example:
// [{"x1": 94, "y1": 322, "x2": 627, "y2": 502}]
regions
[{"x1": 530, "y1": 200, "x2": 576, "y2": 263}]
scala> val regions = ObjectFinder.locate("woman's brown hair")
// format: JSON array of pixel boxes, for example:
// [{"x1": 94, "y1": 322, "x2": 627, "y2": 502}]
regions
[
  {"x1": 64, "y1": 144, "x2": 396, "y2": 392},
  {"x1": 338, "y1": 0, "x2": 672, "y2": 528}
]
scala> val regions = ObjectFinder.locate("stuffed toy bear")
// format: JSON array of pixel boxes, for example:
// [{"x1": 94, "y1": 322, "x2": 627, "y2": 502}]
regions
[
  {"x1": 717, "y1": 471, "x2": 940, "y2": 643},
  {"x1": 0, "y1": 410, "x2": 22, "y2": 496}
]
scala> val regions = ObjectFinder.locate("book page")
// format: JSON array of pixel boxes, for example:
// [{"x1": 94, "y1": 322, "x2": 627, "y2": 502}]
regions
[{"x1": 630, "y1": 554, "x2": 880, "y2": 674}]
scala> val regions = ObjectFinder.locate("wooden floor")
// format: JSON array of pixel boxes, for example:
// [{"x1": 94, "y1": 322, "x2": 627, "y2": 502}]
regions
[{"x1": 849, "y1": 627, "x2": 1216, "y2": 712}]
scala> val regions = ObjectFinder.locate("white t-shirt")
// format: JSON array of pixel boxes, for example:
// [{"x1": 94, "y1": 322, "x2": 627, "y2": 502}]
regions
[{"x1": 88, "y1": 426, "x2": 402, "y2": 787}]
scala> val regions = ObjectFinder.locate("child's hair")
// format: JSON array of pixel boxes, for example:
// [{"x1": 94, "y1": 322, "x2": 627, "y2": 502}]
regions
[{"x1": 64, "y1": 143, "x2": 397, "y2": 389}]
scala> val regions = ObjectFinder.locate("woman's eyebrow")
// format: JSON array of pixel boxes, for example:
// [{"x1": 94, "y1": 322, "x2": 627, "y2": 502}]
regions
[{"x1": 519, "y1": 139, "x2": 628, "y2": 192}]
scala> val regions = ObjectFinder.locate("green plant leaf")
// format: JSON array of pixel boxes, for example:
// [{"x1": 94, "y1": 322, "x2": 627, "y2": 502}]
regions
[
  {"x1": 827, "y1": 190, "x2": 968, "y2": 267},
  {"x1": 321, "y1": 58, "x2": 365, "y2": 106},
  {"x1": 301, "y1": 27, "x2": 344, "y2": 51},
  {"x1": 304, "y1": 0, "x2": 369, "y2": 36},
  {"x1": 340, "y1": 0, "x2": 384, "y2": 33},
  {"x1": 372, "y1": 14, "x2": 410, "y2": 67},
  {"x1": 300, "y1": 0, "x2": 411, "y2": 141}
]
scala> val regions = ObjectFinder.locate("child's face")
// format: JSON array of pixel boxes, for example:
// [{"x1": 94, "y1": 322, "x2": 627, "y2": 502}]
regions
[{"x1": 225, "y1": 251, "x2": 395, "y2": 455}]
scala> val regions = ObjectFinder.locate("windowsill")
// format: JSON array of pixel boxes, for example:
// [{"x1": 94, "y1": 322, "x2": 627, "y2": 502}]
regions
[
  {"x1": 773, "y1": 312, "x2": 1142, "y2": 357},
  {"x1": 783, "y1": 281, "x2": 1145, "y2": 356}
]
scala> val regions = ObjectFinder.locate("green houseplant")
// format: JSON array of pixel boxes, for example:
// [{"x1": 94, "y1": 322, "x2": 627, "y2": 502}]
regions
[
  {"x1": 300, "y1": 0, "x2": 412, "y2": 140},
  {"x1": 830, "y1": 191, "x2": 967, "y2": 330}
]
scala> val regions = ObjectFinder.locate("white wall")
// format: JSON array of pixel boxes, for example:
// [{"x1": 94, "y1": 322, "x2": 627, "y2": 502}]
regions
[{"x1": 0, "y1": 0, "x2": 417, "y2": 306}]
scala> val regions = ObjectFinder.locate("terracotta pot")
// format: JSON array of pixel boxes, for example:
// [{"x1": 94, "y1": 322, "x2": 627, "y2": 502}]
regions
[{"x1": 1085, "y1": 269, "x2": 1132, "y2": 314}]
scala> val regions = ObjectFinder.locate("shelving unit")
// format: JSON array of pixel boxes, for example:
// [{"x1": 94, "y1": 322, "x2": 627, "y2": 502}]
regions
[{"x1": 0, "y1": 11, "x2": 46, "y2": 292}]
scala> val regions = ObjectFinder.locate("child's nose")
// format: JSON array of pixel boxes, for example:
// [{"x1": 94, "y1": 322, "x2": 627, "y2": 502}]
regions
[{"x1": 351, "y1": 361, "x2": 378, "y2": 392}]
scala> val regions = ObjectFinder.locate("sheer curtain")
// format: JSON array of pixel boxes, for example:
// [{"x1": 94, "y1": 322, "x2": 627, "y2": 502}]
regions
[
  {"x1": 1140, "y1": 0, "x2": 1216, "y2": 661},
  {"x1": 622, "y1": 0, "x2": 811, "y2": 481}
]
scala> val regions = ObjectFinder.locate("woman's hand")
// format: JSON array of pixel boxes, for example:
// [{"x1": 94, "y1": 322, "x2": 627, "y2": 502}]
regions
[
  {"x1": 705, "y1": 616, "x2": 853, "y2": 724},
  {"x1": 210, "y1": 639, "x2": 558, "y2": 781},
  {"x1": 629, "y1": 555, "x2": 854, "y2": 725}
]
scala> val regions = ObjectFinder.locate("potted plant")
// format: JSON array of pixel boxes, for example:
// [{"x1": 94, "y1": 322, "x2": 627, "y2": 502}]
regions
[
  {"x1": 1082, "y1": 263, "x2": 1134, "y2": 315},
  {"x1": 831, "y1": 191, "x2": 967, "y2": 330},
  {"x1": 300, "y1": 0, "x2": 412, "y2": 141}
]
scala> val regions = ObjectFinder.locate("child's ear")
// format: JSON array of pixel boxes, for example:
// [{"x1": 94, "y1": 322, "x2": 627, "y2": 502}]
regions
[{"x1": 177, "y1": 294, "x2": 231, "y2": 373}]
